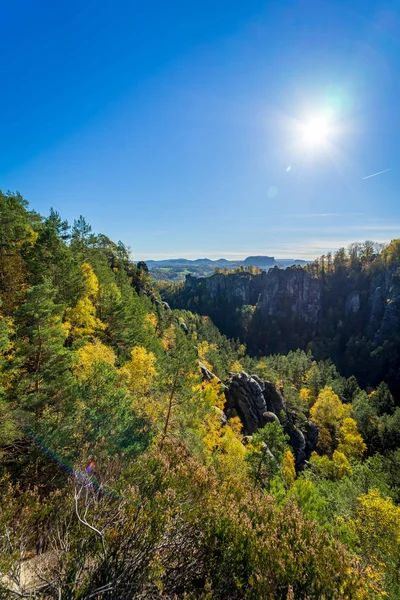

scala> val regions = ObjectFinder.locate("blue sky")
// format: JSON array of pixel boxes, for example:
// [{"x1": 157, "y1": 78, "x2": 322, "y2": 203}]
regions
[{"x1": 1, "y1": 0, "x2": 400, "y2": 260}]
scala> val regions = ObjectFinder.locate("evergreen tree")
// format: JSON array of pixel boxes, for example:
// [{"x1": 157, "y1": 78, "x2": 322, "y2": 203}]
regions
[
  {"x1": 15, "y1": 280, "x2": 74, "y2": 416},
  {"x1": 372, "y1": 381, "x2": 395, "y2": 416},
  {"x1": 246, "y1": 421, "x2": 288, "y2": 488},
  {"x1": 0, "y1": 191, "x2": 35, "y2": 312},
  {"x1": 159, "y1": 326, "x2": 201, "y2": 444},
  {"x1": 0, "y1": 300, "x2": 17, "y2": 449},
  {"x1": 24, "y1": 209, "x2": 83, "y2": 305},
  {"x1": 107, "y1": 273, "x2": 150, "y2": 356},
  {"x1": 71, "y1": 215, "x2": 97, "y2": 260}
]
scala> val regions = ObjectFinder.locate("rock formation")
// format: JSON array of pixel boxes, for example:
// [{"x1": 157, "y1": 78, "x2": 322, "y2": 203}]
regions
[
  {"x1": 255, "y1": 267, "x2": 321, "y2": 324},
  {"x1": 224, "y1": 371, "x2": 318, "y2": 469},
  {"x1": 166, "y1": 263, "x2": 400, "y2": 393}
]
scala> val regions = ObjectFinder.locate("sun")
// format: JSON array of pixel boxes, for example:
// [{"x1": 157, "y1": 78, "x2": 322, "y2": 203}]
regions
[{"x1": 300, "y1": 116, "x2": 331, "y2": 147}]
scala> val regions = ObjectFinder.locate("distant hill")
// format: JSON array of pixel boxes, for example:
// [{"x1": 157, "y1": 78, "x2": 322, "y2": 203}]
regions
[
  {"x1": 243, "y1": 256, "x2": 276, "y2": 268},
  {"x1": 145, "y1": 256, "x2": 308, "y2": 282}
]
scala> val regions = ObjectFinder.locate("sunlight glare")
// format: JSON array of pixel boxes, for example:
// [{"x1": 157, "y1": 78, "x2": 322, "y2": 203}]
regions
[{"x1": 301, "y1": 116, "x2": 331, "y2": 147}]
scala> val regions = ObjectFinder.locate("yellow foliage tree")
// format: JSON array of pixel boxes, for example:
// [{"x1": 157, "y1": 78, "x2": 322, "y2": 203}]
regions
[
  {"x1": 230, "y1": 360, "x2": 243, "y2": 373},
  {"x1": 81, "y1": 262, "x2": 99, "y2": 299},
  {"x1": 282, "y1": 449, "x2": 296, "y2": 489},
  {"x1": 215, "y1": 424, "x2": 247, "y2": 483},
  {"x1": 309, "y1": 450, "x2": 352, "y2": 480},
  {"x1": 198, "y1": 379, "x2": 226, "y2": 455},
  {"x1": 161, "y1": 324, "x2": 176, "y2": 351},
  {"x1": 310, "y1": 386, "x2": 352, "y2": 455},
  {"x1": 120, "y1": 346, "x2": 157, "y2": 397},
  {"x1": 337, "y1": 417, "x2": 367, "y2": 460},
  {"x1": 202, "y1": 406, "x2": 223, "y2": 456},
  {"x1": 203, "y1": 413, "x2": 246, "y2": 484},
  {"x1": 197, "y1": 340, "x2": 217, "y2": 372},
  {"x1": 381, "y1": 238, "x2": 400, "y2": 266},
  {"x1": 144, "y1": 312, "x2": 158, "y2": 333},
  {"x1": 64, "y1": 264, "x2": 105, "y2": 339},
  {"x1": 299, "y1": 387, "x2": 311, "y2": 405},
  {"x1": 198, "y1": 378, "x2": 246, "y2": 483},
  {"x1": 228, "y1": 416, "x2": 243, "y2": 438},
  {"x1": 331, "y1": 450, "x2": 352, "y2": 478},
  {"x1": 198, "y1": 377, "x2": 225, "y2": 410},
  {"x1": 74, "y1": 339, "x2": 116, "y2": 381},
  {"x1": 353, "y1": 489, "x2": 400, "y2": 590}
]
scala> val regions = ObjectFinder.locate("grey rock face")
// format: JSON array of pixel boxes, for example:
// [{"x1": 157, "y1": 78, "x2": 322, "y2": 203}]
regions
[
  {"x1": 179, "y1": 321, "x2": 189, "y2": 334},
  {"x1": 286, "y1": 427, "x2": 306, "y2": 469},
  {"x1": 263, "y1": 411, "x2": 280, "y2": 424},
  {"x1": 223, "y1": 373, "x2": 318, "y2": 469},
  {"x1": 256, "y1": 267, "x2": 321, "y2": 324},
  {"x1": 263, "y1": 381, "x2": 286, "y2": 416},
  {"x1": 199, "y1": 363, "x2": 214, "y2": 382},
  {"x1": 224, "y1": 372, "x2": 268, "y2": 434},
  {"x1": 377, "y1": 299, "x2": 400, "y2": 341},
  {"x1": 372, "y1": 267, "x2": 400, "y2": 342},
  {"x1": 199, "y1": 363, "x2": 227, "y2": 392},
  {"x1": 345, "y1": 291, "x2": 360, "y2": 316},
  {"x1": 178, "y1": 265, "x2": 400, "y2": 355},
  {"x1": 304, "y1": 421, "x2": 319, "y2": 458},
  {"x1": 370, "y1": 286, "x2": 384, "y2": 325},
  {"x1": 184, "y1": 271, "x2": 266, "y2": 311}
]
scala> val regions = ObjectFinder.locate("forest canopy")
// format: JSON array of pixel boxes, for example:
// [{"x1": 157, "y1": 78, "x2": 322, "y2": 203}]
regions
[{"x1": 1, "y1": 190, "x2": 400, "y2": 599}]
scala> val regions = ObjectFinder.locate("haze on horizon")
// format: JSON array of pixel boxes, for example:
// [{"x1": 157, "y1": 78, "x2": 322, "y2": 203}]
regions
[{"x1": 1, "y1": 0, "x2": 400, "y2": 260}]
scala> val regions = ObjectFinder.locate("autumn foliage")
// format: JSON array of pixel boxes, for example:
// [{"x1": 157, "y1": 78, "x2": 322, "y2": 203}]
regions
[{"x1": 0, "y1": 191, "x2": 399, "y2": 598}]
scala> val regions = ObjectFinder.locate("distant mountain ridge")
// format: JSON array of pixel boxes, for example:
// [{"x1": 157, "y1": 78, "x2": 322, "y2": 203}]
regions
[{"x1": 145, "y1": 256, "x2": 308, "y2": 269}]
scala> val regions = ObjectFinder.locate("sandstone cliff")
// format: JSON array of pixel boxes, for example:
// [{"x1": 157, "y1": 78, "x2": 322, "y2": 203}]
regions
[{"x1": 166, "y1": 263, "x2": 400, "y2": 391}]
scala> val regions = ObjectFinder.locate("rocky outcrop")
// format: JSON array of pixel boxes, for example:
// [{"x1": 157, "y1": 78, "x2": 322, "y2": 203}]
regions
[
  {"x1": 184, "y1": 271, "x2": 265, "y2": 309},
  {"x1": 377, "y1": 299, "x2": 400, "y2": 342},
  {"x1": 345, "y1": 291, "x2": 360, "y2": 316},
  {"x1": 243, "y1": 256, "x2": 275, "y2": 268},
  {"x1": 170, "y1": 263, "x2": 400, "y2": 362},
  {"x1": 304, "y1": 421, "x2": 319, "y2": 457},
  {"x1": 256, "y1": 267, "x2": 321, "y2": 324},
  {"x1": 370, "y1": 286, "x2": 384, "y2": 325},
  {"x1": 263, "y1": 380, "x2": 287, "y2": 416},
  {"x1": 183, "y1": 267, "x2": 321, "y2": 325},
  {"x1": 199, "y1": 363, "x2": 215, "y2": 383},
  {"x1": 370, "y1": 267, "x2": 400, "y2": 343},
  {"x1": 225, "y1": 372, "x2": 267, "y2": 434},
  {"x1": 286, "y1": 427, "x2": 306, "y2": 468},
  {"x1": 224, "y1": 371, "x2": 318, "y2": 469}
]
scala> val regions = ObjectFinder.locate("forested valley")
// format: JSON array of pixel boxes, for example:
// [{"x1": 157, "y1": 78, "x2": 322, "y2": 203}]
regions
[{"x1": 1, "y1": 190, "x2": 400, "y2": 599}]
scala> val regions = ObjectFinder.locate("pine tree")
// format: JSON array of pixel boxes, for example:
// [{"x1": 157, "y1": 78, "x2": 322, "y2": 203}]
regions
[
  {"x1": 0, "y1": 191, "x2": 37, "y2": 312},
  {"x1": 24, "y1": 209, "x2": 83, "y2": 306},
  {"x1": 372, "y1": 382, "x2": 395, "y2": 416},
  {"x1": 159, "y1": 326, "x2": 200, "y2": 444},
  {"x1": 107, "y1": 273, "x2": 149, "y2": 356},
  {"x1": 0, "y1": 299, "x2": 17, "y2": 449},
  {"x1": 15, "y1": 280, "x2": 74, "y2": 416},
  {"x1": 70, "y1": 215, "x2": 97, "y2": 261}
]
